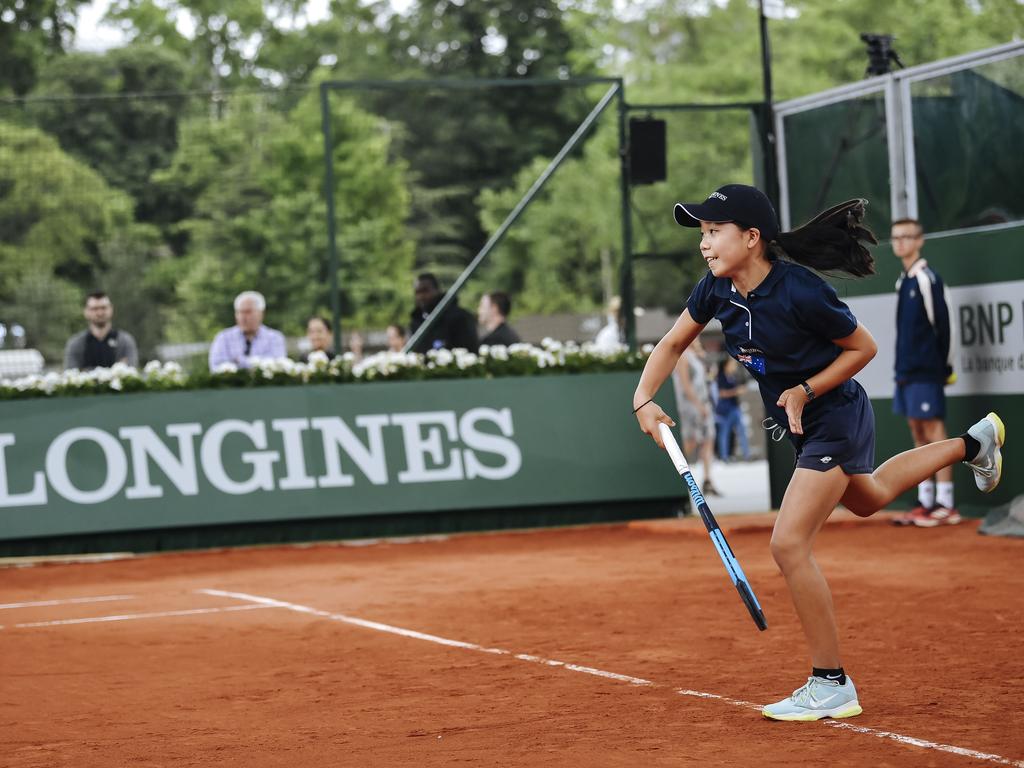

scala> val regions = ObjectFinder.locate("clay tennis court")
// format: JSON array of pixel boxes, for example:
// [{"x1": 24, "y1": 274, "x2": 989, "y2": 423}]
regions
[{"x1": 2, "y1": 513, "x2": 1022, "y2": 767}]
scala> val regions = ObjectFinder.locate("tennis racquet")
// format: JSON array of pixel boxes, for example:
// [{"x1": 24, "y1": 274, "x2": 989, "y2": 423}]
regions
[{"x1": 658, "y1": 422, "x2": 767, "y2": 631}]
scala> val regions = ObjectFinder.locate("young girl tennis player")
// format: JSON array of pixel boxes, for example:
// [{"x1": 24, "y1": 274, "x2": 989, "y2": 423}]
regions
[{"x1": 633, "y1": 184, "x2": 1005, "y2": 721}]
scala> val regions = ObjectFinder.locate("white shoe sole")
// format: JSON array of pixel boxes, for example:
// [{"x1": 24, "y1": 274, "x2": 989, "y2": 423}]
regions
[{"x1": 762, "y1": 701, "x2": 863, "y2": 721}]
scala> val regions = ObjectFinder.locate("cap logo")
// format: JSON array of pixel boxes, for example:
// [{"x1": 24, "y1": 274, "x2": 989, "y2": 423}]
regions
[{"x1": 709, "y1": 191, "x2": 728, "y2": 201}]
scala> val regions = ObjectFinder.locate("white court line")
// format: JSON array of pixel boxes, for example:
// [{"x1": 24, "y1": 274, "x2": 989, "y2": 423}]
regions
[
  {"x1": 199, "y1": 589, "x2": 652, "y2": 686},
  {"x1": 0, "y1": 594, "x2": 136, "y2": 610},
  {"x1": 201, "y1": 588, "x2": 1024, "y2": 768},
  {"x1": 824, "y1": 721, "x2": 1024, "y2": 766},
  {"x1": 9, "y1": 603, "x2": 275, "y2": 628},
  {"x1": 677, "y1": 688, "x2": 762, "y2": 710}
]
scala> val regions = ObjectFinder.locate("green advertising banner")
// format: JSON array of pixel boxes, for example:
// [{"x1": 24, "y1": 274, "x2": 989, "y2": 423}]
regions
[{"x1": 0, "y1": 373, "x2": 679, "y2": 541}]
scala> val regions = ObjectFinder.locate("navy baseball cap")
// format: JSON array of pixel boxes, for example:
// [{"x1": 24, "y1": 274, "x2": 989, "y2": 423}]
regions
[{"x1": 673, "y1": 184, "x2": 780, "y2": 242}]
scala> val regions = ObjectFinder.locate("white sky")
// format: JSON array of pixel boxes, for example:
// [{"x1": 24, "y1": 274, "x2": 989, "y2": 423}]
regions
[{"x1": 75, "y1": 0, "x2": 129, "y2": 51}]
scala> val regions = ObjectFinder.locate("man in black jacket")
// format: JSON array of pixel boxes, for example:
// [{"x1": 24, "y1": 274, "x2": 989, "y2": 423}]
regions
[
  {"x1": 408, "y1": 273, "x2": 478, "y2": 353},
  {"x1": 478, "y1": 291, "x2": 521, "y2": 347}
]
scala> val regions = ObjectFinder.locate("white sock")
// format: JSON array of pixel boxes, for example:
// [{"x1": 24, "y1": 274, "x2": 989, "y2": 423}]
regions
[
  {"x1": 936, "y1": 481, "x2": 954, "y2": 510},
  {"x1": 918, "y1": 481, "x2": 935, "y2": 509}
]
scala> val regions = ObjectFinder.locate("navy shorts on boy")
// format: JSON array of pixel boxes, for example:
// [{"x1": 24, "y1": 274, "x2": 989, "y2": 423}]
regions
[
  {"x1": 892, "y1": 380, "x2": 946, "y2": 419},
  {"x1": 687, "y1": 259, "x2": 876, "y2": 475}
]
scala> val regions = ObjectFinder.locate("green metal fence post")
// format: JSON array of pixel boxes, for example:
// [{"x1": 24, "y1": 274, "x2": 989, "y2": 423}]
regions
[
  {"x1": 617, "y1": 86, "x2": 636, "y2": 351},
  {"x1": 320, "y1": 83, "x2": 342, "y2": 354}
]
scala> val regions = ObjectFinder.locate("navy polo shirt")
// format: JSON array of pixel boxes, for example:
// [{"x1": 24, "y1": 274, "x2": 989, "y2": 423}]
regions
[{"x1": 687, "y1": 260, "x2": 859, "y2": 429}]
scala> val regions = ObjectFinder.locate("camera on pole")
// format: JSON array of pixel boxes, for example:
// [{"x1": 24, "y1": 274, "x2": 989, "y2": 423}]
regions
[{"x1": 860, "y1": 33, "x2": 905, "y2": 76}]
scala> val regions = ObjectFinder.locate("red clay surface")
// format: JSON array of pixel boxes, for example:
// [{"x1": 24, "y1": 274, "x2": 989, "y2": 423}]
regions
[{"x1": 2, "y1": 513, "x2": 1022, "y2": 767}]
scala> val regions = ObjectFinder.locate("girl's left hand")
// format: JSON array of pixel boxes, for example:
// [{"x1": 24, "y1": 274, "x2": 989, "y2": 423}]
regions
[{"x1": 776, "y1": 386, "x2": 809, "y2": 435}]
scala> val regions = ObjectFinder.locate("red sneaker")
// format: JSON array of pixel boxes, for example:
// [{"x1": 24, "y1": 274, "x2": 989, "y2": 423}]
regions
[
  {"x1": 893, "y1": 505, "x2": 932, "y2": 526},
  {"x1": 922, "y1": 506, "x2": 962, "y2": 526}
]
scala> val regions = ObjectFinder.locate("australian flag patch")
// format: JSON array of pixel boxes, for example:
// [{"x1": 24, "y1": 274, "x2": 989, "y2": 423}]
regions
[{"x1": 736, "y1": 346, "x2": 766, "y2": 375}]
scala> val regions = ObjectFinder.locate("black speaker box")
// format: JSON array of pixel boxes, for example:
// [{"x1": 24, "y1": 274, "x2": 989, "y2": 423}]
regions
[{"x1": 629, "y1": 118, "x2": 666, "y2": 185}]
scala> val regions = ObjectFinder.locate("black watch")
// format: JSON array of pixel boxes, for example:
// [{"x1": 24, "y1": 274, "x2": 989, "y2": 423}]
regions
[{"x1": 801, "y1": 381, "x2": 816, "y2": 401}]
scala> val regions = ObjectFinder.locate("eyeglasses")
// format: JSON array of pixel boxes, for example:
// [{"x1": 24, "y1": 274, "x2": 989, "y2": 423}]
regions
[{"x1": 890, "y1": 235, "x2": 922, "y2": 242}]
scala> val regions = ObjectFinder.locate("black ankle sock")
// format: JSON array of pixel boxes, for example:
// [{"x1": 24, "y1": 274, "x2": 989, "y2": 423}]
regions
[
  {"x1": 959, "y1": 433, "x2": 981, "y2": 462},
  {"x1": 812, "y1": 667, "x2": 846, "y2": 686}
]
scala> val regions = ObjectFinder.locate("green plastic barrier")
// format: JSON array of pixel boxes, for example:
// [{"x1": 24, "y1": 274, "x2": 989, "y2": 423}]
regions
[{"x1": 0, "y1": 373, "x2": 679, "y2": 542}]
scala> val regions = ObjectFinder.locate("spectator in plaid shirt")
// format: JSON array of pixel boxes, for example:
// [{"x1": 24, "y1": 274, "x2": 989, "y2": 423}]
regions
[{"x1": 208, "y1": 291, "x2": 287, "y2": 371}]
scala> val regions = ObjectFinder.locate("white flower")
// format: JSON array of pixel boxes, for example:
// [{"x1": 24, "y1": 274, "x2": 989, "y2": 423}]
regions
[
  {"x1": 110, "y1": 362, "x2": 135, "y2": 377},
  {"x1": 433, "y1": 349, "x2": 454, "y2": 366},
  {"x1": 213, "y1": 362, "x2": 239, "y2": 375},
  {"x1": 540, "y1": 337, "x2": 563, "y2": 352},
  {"x1": 453, "y1": 350, "x2": 479, "y2": 369}
]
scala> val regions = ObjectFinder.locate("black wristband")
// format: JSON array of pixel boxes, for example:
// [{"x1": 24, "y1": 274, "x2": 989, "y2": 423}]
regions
[
  {"x1": 801, "y1": 381, "x2": 816, "y2": 401},
  {"x1": 632, "y1": 398, "x2": 654, "y2": 415}
]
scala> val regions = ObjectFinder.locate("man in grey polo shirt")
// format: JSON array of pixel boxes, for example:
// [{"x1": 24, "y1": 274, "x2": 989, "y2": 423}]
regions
[
  {"x1": 208, "y1": 290, "x2": 286, "y2": 370},
  {"x1": 63, "y1": 292, "x2": 139, "y2": 370}
]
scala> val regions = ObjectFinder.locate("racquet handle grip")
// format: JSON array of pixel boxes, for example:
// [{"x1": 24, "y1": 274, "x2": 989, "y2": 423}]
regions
[{"x1": 658, "y1": 422, "x2": 691, "y2": 475}]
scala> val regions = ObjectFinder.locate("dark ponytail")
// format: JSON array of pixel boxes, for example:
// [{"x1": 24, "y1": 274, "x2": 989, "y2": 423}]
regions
[{"x1": 768, "y1": 199, "x2": 877, "y2": 277}]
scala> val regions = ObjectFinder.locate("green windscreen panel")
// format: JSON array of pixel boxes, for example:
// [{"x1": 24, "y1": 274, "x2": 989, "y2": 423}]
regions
[
  {"x1": 783, "y1": 92, "x2": 891, "y2": 235},
  {"x1": 912, "y1": 58, "x2": 1024, "y2": 232}
]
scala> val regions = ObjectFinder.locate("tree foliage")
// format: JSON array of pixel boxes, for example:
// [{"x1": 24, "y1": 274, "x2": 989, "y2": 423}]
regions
[
  {"x1": 366, "y1": 0, "x2": 597, "y2": 278},
  {"x1": 0, "y1": 122, "x2": 139, "y2": 359},
  {"x1": 158, "y1": 82, "x2": 414, "y2": 342},
  {"x1": 30, "y1": 45, "x2": 190, "y2": 223},
  {"x1": 105, "y1": 0, "x2": 273, "y2": 89},
  {"x1": 0, "y1": 0, "x2": 89, "y2": 96},
  {"x1": 1, "y1": 0, "x2": 1021, "y2": 367}
]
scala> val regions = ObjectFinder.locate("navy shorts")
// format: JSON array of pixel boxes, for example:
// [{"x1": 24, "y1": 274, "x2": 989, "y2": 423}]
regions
[
  {"x1": 792, "y1": 383, "x2": 876, "y2": 475},
  {"x1": 892, "y1": 380, "x2": 946, "y2": 420}
]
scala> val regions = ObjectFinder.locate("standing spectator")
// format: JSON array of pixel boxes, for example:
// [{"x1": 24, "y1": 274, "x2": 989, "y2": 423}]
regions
[
  {"x1": 890, "y1": 219, "x2": 959, "y2": 527},
  {"x1": 303, "y1": 316, "x2": 336, "y2": 361},
  {"x1": 673, "y1": 337, "x2": 720, "y2": 496},
  {"x1": 715, "y1": 358, "x2": 752, "y2": 462},
  {"x1": 208, "y1": 291, "x2": 286, "y2": 371},
  {"x1": 477, "y1": 291, "x2": 521, "y2": 347},
  {"x1": 386, "y1": 323, "x2": 407, "y2": 352},
  {"x1": 63, "y1": 291, "x2": 138, "y2": 370},
  {"x1": 408, "y1": 273, "x2": 478, "y2": 353},
  {"x1": 347, "y1": 330, "x2": 365, "y2": 363},
  {"x1": 593, "y1": 296, "x2": 623, "y2": 350}
]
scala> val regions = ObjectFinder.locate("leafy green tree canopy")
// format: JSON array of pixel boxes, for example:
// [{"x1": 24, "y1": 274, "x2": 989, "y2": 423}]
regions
[
  {"x1": 0, "y1": 122, "x2": 138, "y2": 359},
  {"x1": 30, "y1": 44, "x2": 190, "y2": 223},
  {"x1": 159, "y1": 78, "x2": 414, "y2": 342},
  {"x1": 0, "y1": 0, "x2": 89, "y2": 96}
]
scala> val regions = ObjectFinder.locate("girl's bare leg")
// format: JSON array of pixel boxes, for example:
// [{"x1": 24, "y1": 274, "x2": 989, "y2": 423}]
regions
[
  {"x1": 771, "y1": 466, "x2": 851, "y2": 667},
  {"x1": 841, "y1": 438, "x2": 965, "y2": 516}
]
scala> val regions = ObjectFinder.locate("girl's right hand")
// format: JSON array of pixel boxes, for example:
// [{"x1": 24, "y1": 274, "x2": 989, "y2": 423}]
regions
[{"x1": 634, "y1": 401, "x2": 676, "y2": 448}]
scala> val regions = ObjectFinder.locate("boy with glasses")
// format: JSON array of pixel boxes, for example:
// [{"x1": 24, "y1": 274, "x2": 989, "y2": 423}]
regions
[{"x1": 890, "y1": 219, "x2": 958, "y2": 527}]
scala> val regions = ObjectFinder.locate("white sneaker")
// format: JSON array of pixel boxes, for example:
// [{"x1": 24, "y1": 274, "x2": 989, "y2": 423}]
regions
[
  {"x1": 966, "y1": 412, "x2": 1005, "y2": 494},
  {"x1": 762, "y1": 676, "x2": 863, "y2": 721}
]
